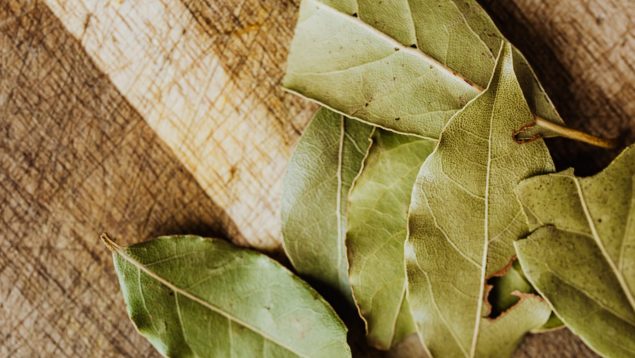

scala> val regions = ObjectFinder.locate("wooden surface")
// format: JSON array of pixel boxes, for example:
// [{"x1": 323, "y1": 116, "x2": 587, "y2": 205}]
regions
[{"x1": 0, "y1": 0, "x2": 632, "y2": 356}]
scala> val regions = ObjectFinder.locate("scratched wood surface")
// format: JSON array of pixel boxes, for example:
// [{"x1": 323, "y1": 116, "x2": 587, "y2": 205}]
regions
[{"x1": 0, "y1": 0, "x2": 632, "y2": 356}]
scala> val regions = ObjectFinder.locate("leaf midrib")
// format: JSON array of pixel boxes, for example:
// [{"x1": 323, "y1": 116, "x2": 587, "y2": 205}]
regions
[
  {"x1": 521, "y1": 263, "x2": 635, "y2": 356},
  {"x1": 387, "y1": 287, "x2": 408, "y2": 346},
  {"x1": 335, "y1": 115, "x2": 346, "y2": 280},
  {"x1": 544, "y1": 263, "x2": 635, "y2": 326},
  {"x1": 572, "y1": 177, "x2": 635, "y2": 313},
  {"x1": 618, "y1": 176, "x2": 635, "y2": 272},
  {"x1": 114, "y1": 248, "x2": 307, "y2": 358},
  {"x1": 307, "y1": 0, "x2": 486, "y2": 93},
  {"x1": 468, "y1": 64, "x2": 499, "y2": 358}
]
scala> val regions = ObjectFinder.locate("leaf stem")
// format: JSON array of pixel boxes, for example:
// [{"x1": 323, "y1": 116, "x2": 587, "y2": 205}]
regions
[
  {"x1": 306, "y1": 3, "x2": 617, "y2": 150},
  {"x1": 100, "y1": 232, "x2": 122, "y2": 252},
  {"x1": 533, "y1": 117, "x2": 616, "y2": 149}
]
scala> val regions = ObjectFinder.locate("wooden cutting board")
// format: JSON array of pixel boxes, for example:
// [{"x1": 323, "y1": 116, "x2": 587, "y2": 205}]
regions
[{"x1": 1, "y1": 0, "x2": 632, "y2": 356}]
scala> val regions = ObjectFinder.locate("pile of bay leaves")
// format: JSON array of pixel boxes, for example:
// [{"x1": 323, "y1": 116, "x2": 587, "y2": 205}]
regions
[{"x1": 104, "y1": 0, "x2": 634, "y2": 357}]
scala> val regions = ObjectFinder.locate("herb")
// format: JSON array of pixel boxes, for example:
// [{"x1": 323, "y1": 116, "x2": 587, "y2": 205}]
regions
[
  {"x1": 347, "y1": 129, "x2": 434, "y2": 349},
  {"x1": 102, "y1": 235, "x2": 350, "y2": 358},
  {"x1": 488, "y1": 261, "x2": 534, "y2": 316},
  {"x1": 515, "y1": 144, "x2": 635, "y2": 357},
  {"x1": 405, "y1": 43, "x2": 553, "y2": 357},
  {"x1": 283, "y1": 0, "x2": 613, "y2": 148},
  {"x1": 281, "y1": 108, "x2": 373, "y2": 301},
  {"x1": 473, "y1": 292, "x2": 551, "y2": 357}
]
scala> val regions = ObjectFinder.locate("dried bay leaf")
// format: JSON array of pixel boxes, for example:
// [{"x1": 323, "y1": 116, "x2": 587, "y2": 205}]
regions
[
  {"x1": 346, "y1": 130, "x2": 435, "y2": 349},
  {"x1": 487, "y1": 260, "x2": 533, "y2": 317},
  {"x1": 475, "y1": 292, "x2": 550, "y2": 357},
  {"x1": 515, "y1": 144, "x2": 635, "y2": 357},
  {"x1": 485, "y1": 259, "x2": 564, "y2": 333},
  {"x1": 282, "y1": 108, "x2": 373, "y2": 301},
  {"x1": 533, "y1": 314, "x2": 565, "y2": 333},
  {"x1": 405, "y1": 43, "x2": 552, "y2": 357},
  {"x1": 283, "y1": 0, "x2": 562, "y2": 139},
  {"x1": 282, "y1": 107, "x2": 436, "y2": 350},
  {"x1": 104, "y1": 235, "x2": 351, "y2": 358}
]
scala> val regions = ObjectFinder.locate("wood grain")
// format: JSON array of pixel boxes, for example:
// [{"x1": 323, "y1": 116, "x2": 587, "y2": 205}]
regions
[
  {"x1": 1, "y1": 1, "x2": 240, "y2": 356},
  {"x1": 1, "y1": 0, "x2": 632, "y2": 356},
  {"x1": 43, "y1": 0, "x2": 316, "y2": 250}
]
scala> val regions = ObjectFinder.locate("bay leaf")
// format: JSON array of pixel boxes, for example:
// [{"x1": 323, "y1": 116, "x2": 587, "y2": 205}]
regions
[
  {"x1": 346, "y1": 130, "x2": 435, "y2": 349},
  {"x1": 283, "y1": 0, "x2": 562, "y2": 139},
  {"x1": 282, "y1": 108, "x2": 373, "y2": 301},
  {"x1": 514, "y1": 144, "x2": 635, "y2": 357},
  {"x1": 405, "y1": 43, "x2": 552, "y2": 357},
  {"x1": 104, "y1": 235, "x2": 351, "y2": 358},
  {"x1": 533, "y1": 314, "x2": 565, "y2": 334},
  {"x1": 476, "y1": 292, "x2": 551, "y2": 357},
  {"x1": 485, "y1": 259, "x2": 564, "y2": 333},
  {"x1": 487, "y1": 260, "x2": 533, "y2": 316}
]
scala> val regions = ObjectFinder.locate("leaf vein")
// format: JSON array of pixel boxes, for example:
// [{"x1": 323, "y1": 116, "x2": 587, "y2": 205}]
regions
[
  {"x1": 573, "y1": 177, "x2": 635, "y2": 312},
  {"x1": 116, "y1": 250, "x2": 307, "y2": 357}
]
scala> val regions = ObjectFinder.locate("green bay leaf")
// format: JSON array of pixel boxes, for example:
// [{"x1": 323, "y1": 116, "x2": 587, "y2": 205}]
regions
[
  {"x1": 282, "y1": 108, "x2": 373, "y2": 301},
  {"x1": 284, "y1": 0, "x2": 562, "y2": 139},
  {"x1": 515, "y1": 144, "x2": 635, "y2": 357},
  {"x1": 405, "y1": 43, "x2": 552, "y2": 357},
  {"x1": 106, "y1": 235, "x2": 351, "y2": 358},
  {"x1": 346, "y1": 130, "x2": 435, "y2": 349}
]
